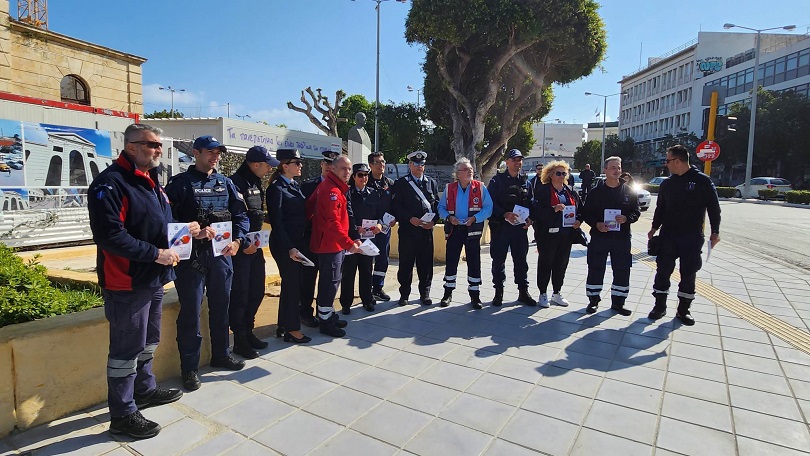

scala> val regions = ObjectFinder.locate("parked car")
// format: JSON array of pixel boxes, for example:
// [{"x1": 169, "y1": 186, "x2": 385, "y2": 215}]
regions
[
  {"x1": 570, "y1": 172, "x2": 583, "y2": 193},
  {"x1": 591, "y1": 176, "x2": 651, "y2": 211},
  {"x1": 734, "y1": 177, "x2": 792, "y2": 199},
  {"x1": 648, "y1": 176, "x2": 668, "y2": 185},
  {"x1": 8, "y1": 161, "x2": 23, "y2": 170},
  {"x1": 0, "y1": 162, "x2": 10, "y2": 174}
]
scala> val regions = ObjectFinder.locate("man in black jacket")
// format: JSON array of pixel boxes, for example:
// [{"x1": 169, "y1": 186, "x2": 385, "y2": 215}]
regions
[
  {"x1": 648, "y1": 145, "x2": 721, "y2": 326},
  {"x1": 580, "y1": 164, "x2": 596, "y2": 199},
  {"x1": 581, "y1": 157, "x2": 640, "y2": 316}
]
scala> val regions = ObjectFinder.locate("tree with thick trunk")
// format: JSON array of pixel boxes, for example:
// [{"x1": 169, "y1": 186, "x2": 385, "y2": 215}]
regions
[{"x1": 287, "y1": 87, "x2": 346, "y2": 138}]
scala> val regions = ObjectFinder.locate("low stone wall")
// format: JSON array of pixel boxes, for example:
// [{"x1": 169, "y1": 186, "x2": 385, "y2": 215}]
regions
[
  {"x1": 388, "y1": 222, "x2": 491, "y2": 263},
  {"x1": 0, "y1": 271, "x2": 280, "y2": 437}
]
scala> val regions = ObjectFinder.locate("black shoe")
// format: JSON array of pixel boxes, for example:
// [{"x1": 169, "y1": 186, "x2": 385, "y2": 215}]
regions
[
  {"x1": 676, "y1": 310, "x2": 696, "y2": 326},
  {"x1": 109, "y1": 411, "x2": 161, "y2": 439},
  {"x1": 648, "y1": 307, "x2": 667, "y2": 321},
  {"x1": 233, "y1": 343, "x2": 260, "y2": 360},
  {"x1": 210, "y1": 355, "x2": 245, "y2": 371},
  {"x1": 247, "y1": 332, "x2": 269, "y2": 349},
  {"x1": 470, "y1": 292, "x2": 482, "y2": 310},
  {"x1": 134, "y1": 386, "x2": 183, "y2": 410},
  {"x1": 283, "y1": 332, "x2": 312, "y2": 343},
  {"x1": 398, "y1": 298, "x2": 409, "y2": 306},
  {"x1": 341, "y1": 307, "x2": 351, "y2": 315},
  {"x1": 181, "y1": 371, "x2": 200, "y2": 391},
  {"x1": 517, "y1": 289, "x2": 537, "y2": 307},
  {"x1": 492, "y1": 288, "x2": 503, "y2": 307},
  {"x1": 586, "y1": 303, "x2": 598, "y2": 314},
  {"x1": 440, "y1": 290, "x2": 453, "y2": 307},
  {"x1": 275, "y1": 327, "x2": 285, "y2": 338},
  {"x1": 363, "y1": 302, "x2": 375, "y2": 311},
  {"x1": 372, "y1": 289, "x2": 391, "y2": 301},
  {"x1": 611, "y1": 305, "x2": 632, "y2": 316},
  {"x1": 336, "y1": 319, "x2": 348, "y2": 328},
  {"x1": 320, "y1": 323, "x2": 346, "y2": 337},
  {"x1": 420, "y1": 297, "x2": 433, "y2": 306},
  {"x1": 301, "y1": 315, "x2": 320, "y2": 328}
]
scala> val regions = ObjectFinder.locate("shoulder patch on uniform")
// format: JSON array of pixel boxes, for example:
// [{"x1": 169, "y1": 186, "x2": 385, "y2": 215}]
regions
[{"x1": 330, "y1": 194, "x2": 338, "y2": 201}]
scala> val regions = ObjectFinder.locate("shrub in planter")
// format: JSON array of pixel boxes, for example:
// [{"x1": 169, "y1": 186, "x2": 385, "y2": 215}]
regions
[
  {"x1": 0, "y1": 244, "x2": 102, "y2": 327},
  {"x1": 643, "y1": 184, "x2": 660, "y2": 193},
  {"x1": 758, "y1": 189, "x2": 779, "y2": 200},
  {"x1": 716, "y1": 187, "x2": 737, "y2": 198},
  {"x1": 786, "y1": 190, "x2": 810, "y2": 204}
]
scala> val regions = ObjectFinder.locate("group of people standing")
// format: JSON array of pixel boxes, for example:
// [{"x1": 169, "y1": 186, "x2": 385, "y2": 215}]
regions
[{"x1": 88, "y1": 121, "x2": 720, "y2": 440}]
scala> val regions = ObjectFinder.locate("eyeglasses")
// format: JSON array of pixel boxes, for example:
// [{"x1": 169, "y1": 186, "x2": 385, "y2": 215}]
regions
[
  {"x1": 372, "y1": 160, "x2": 386, "y2": 165},
  {"x1": 356, "y1": 173, "x2": 369, "y2": 178},
  {"x1": 457, "y1": 168, "x2": 473, "y2": 173},
  {"x1": 665, "y1": 158, "x2": 679, "y2": 163},
  {"x1": 413, "y1": 163, "x2": 425, "y2": 167},
  {"x1": 131, "y1": 140, "x2": 163, "y2": 149},
  {"x1": 554, "y1": 171, "x2": 567, "y2": 177},
  {"x1": 287, "y1": 160, "x2": 303, "y2": 166}
]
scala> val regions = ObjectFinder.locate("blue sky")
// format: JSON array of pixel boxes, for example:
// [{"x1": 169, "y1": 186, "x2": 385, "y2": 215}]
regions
[{"x1": 39, "y1": 1, "x2": 810, "y2": 134}]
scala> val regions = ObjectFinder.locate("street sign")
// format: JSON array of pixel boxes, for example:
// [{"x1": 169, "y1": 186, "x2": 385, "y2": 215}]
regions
[{"x1": 696, "y1": 141, "x2": 720, "y2": 162}]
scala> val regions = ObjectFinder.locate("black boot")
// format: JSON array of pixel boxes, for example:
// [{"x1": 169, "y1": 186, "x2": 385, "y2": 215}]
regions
[
  {"x1": 246, "y1": 324, "x2": 268, "y2": 349},
  {"x1": 648, "y1": 292, "x2": 668, "y2": 320},
  {"x1": 492, "y1": 288, "x2": 503, "y2": 307},
  {"x1": 319, "y1": 314, "x2": 346, "y2": 337},
  {"x1": 517, "y1": 287, "x2": 537, "y2": 306},
  {"x1": 470, "y1": 291, "x2": 482, "y2": 310},
  {"x1": 610, "y1": 296, "x2": 632, "y2": 316},
  {"x1": 440, "y1": 288, "x2": 453, "y2": 307},
  {"x1": 372, "y1": 287, "x2": 391, "y2": 301},
  {"x1": 676, "y1": 298, "x2": 695, "y2": 326},
  {"x1": 586, "y1": 297, "x2": 600, "y2": 314},
  {"x1": 232, "y1": 334, "x2": 259, "y2": 360}
]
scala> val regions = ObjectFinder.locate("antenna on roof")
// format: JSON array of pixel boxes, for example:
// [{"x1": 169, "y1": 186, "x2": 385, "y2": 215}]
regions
[{"x1": 17, "y1": 0, "x2": 48, "y2": 30}]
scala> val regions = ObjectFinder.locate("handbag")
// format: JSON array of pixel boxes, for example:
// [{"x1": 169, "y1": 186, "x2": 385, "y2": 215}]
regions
[
  {"x1": 571, "y1": 227, "x2": 588, "y2": 246},
  {"x1": 648, "y1": 235, "x2": 661, "y2": 256}
]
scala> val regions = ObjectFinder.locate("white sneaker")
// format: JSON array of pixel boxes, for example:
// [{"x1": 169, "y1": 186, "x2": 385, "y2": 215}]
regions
[
  {"x1": 538, "y1": 293, "x2": 550, "y2": 308},
  {"x1": 550, "y1": 293, "x2": 569, "y2": 307}
]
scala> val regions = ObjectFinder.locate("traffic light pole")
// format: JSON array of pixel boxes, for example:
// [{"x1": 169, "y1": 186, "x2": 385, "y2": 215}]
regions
[{"x1": 704, "y1": 90, "x2": 719, "y2": 176}]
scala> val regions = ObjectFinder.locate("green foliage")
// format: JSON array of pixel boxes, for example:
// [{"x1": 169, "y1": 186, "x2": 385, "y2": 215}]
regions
[
  {"x1": 0, "y1": 244, "x2": 102, "y2": 327},
  {"x1": 643, "y1": 184, "x2": 660, "y2": 193},
  {"x1": 716, "y1": 187, "x2": 737, "y2": 198},
  {"x1": 143, "y1": 109, "x2": 184, "y2": 119},
  {"x1": 757, "y1": 189, "x2": 779, "y2": 199},
  {"x1": 574, "y1": 140, "x2": 602, "y2": 170},
  {"x1": 786, "y1": 190, "x2": 810, "y2": 204}
]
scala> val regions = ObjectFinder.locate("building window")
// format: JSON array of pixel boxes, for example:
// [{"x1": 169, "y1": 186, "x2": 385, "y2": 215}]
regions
[
  {"x1": 60, "y1": 75, "x2": 90, "y2": 105},
  {"x1": 69, "y1": 150, "x2": 87, "y2": 186},
  {"x1": 46, "y1": 156, "x2": 62, "y2": 186}
]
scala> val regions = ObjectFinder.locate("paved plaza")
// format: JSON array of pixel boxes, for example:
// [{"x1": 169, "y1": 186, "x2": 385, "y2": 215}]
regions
[{"x1": 3, "y1": 225, "x2": 810, "y2": 455}]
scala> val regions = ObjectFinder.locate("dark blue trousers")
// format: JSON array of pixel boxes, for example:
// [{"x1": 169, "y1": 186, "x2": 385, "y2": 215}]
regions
[
  {"x1": 229, "y1": 249, "x2": 266, "y2": 336},
  {"x1": 104, "y1": 286, "x2": 163, "y2": 418},
  {"x1": 299, "y1": 234, "x2": 319, "y2": 319},
  {"x1": 444, "y1": 226, "x2": 482, "y2": 293},
  {"x1": 536, "y1": 231, "x2": 573, "y2": 294},
  {"x1": 371, "y1": 231, "x2": 391, "y2": 288},
  {"x1": 653, "y1": 233, "x2": 704, "y2": 301},
  {"x1": 175, "y1": 250, "x2": 233, "y2": 372},
  {"x1": 586, "y1": 234, "x2": 632, "y2": 302},
  {"x1": 341, "y1": 251, "x2": 374, "y2": 309},
  {"x1": 490, "y1": 223, "x2": 529, "y2": 288},
  {"x1": 397, "y1": 226, "x2": 434, "y2": 299},
  {"x1": 317, "y1": 251, "x2": 345, "y2": 321},
  {"x1": 270, "y1": 242, "x2": 303, "y2": 332}
]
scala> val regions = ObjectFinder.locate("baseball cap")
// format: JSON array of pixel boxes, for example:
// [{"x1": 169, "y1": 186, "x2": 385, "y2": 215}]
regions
[
  {"x1": 193, "y1": 135, "x2": 227, "y2": 152},
  {"x1": 246, "y1": 146, "x2": 280, "y2": 166},
  {"x1": 506, "y1": 149, "x2": 523, "y2": 160}
]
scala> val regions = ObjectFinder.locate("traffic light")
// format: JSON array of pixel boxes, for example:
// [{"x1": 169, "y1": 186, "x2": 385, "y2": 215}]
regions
[
  {"x1": 715, "y1": 115, "x2": 738, "y2": 133},
  {"x1": 726, "y1": 116, "x2": 737, "y2": 132}
]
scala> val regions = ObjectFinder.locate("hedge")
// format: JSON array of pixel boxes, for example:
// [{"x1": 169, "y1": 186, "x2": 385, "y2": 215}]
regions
[
  {"x1": 643, "y1": 184, "x2": 660, "y2": 193},
  {"x1": 716, "y1": 187, "x2": 737, "y2": 198},
  {"x1": 0, "y1": 244, "x2": 103, "y2": 327},
  {"x1": 758, "y1": 189, "x2": 779, "y2": 199},
  {"x1": 786, "y1": 190, "x2": 810, "y2": 204}
]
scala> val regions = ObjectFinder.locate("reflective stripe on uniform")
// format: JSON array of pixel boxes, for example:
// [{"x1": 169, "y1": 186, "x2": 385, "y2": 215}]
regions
[
  {"x1": 653, "y1": 288, "x2": 669, "y2": 295},
  {"x1": 611, "y1": 285, "x2": 630, "y2": 298},
  {"x1": 677, "y1": 291, "x2": 696, "y2": 300},
  {"x1": 372, "y1": 271, "x2": 386, "y2": 277},
  {"x1": 137, "y1": 343, "x2": 158, "y2": 362},
  {"x1": 585, "y1": 283, "x2": 602, "y2": 296},
  {"x1": 107, "y1": 357, "x2": 137, "y2": 378}
]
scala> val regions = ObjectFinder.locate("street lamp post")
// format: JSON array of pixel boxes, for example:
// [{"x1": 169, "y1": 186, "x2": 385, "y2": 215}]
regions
[
  {"x1": 585, "y1": 91, "x2": 626, "y2": 168},
  {"x1": 407, "y1": 85, "x2": 422, "y2": 145},
  {"x1": 723, "y1": 23, "x2": 795, "y2": 197},
  {"x1": 541, "y1": 118, "x2": 561, "y2": 161},
  {"x1": 235, "y1": 114, "x2": 251, "y2": 121},
  {"x1": 353, "y1": 0, "x2": 407, "y2": 154},
  {"x1": 407, "y1": 85, "x2": 421, "y2": 108},
  {"x1": 159, "y1": 85, "x2": 185, "y2": 118}
]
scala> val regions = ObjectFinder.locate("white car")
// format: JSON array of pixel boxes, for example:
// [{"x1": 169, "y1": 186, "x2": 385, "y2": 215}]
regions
[
  {"x1": 648, "y1": 176, "x2": 668, "y2": 185},
  {"x1": 734, "y1": 177, "x2": 792, "y2": 199},
  {"x1": 634, "y1": 183, "x2": 651, "y2": 211}
]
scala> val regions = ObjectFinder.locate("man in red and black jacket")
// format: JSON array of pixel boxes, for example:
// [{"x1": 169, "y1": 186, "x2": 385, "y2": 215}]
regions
[
  {"x1": 306, "y1": 155, "x2": 362, "y2": 337},
  {"x1": 88, "y1": 124, "x2": 200, "y2": 439}
]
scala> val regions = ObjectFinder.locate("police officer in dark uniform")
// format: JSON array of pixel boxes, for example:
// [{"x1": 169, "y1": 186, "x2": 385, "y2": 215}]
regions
[
  {"x1": 487, "y1": 149, "x2": 536, "y2": 306},
  {"x1": 341, "y1": 163, "x2": 385, "y2": 313},
  {"x1": 582, "y1": 157, "x2": 640, "y2": 316},
  {"x1": 391, "y1": 151, "x2": 439, "y2": 306},
  {"x1": 228, "y1": 146, "x2": 279, "y2": 359},
  {"x1": 648, "y1": 145, "x2": 721, "y2": 326},
  {"x1": 367, "y1": 151, "x2": 396, "y2": 301},
  {"x1": 164, "y1": 135, "x2": 250, "y2": 391},
  {"x1": 299, "y1": 150, "x2": 341, "y2": 327}
]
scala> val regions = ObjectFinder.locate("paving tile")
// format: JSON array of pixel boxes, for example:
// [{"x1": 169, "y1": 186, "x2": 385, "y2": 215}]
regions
[
  {"x1": 388, "y1": 379, "x2": 460, "y2": 415},
  {"x1": 303, "y1": 386, "x2": 382, "y2": 425},
  {"x1": 725, "y1": 366, "x2": 793, "y2": 396},
  {"x1": 612, "y1": 346, "x2": 669, "y2": 370},
  {"x1": 19, "y1": 424, "x2": 119, "y2": 456},
  {"x1": 439, "y1": 393, "x2": 516, "y2": 434},
  {"x1": 6, "y1": 412, "x2": 99, "y2": 451},
  {"x1": 307, "y1": 334, "x2": 356, "y2": 355},
  {"x1": 669, "y1": 342, "x2": 723, "y2": 364},
  {"x1": 182, "y1": 431, "x2": 245, "y2": 456},
  {"x1": 521, "y1": 387, "x2": 593, "y2": 425},
  {"x1": 376, "y1": 350, "x2": 437, "y2": 376},
  {"x1": 655, "y1": 417, "x2": 735, "y2": 455},
  {"x1": 570, "y1": 428, "x2": 652, "y2": 456},
  {"x1": 303, "y1": 356, "x2": 370, "y2": 384},
  {"x1": 504, "y1": 343, "x2": 564, "y2": 364},
  {"x1": 552, "y1": 349, "x2": 613, "y2": 374},
  {"x1": 664, "y1": 371, "x2": 729, "y2": 405},
  {"x1": 620, "y1": 332, "x2": 672, "y2": 352},
  {"x1": 404, "y1": 418, "x2": 493, "y2": 455},
  {"x1": 729, "y1": 385, "x2": 804, "y2": 421},
  {"x1": 269, "y1": 346, "x2": 334, "y2": 371},
  {"x1": 605, "y1": 361, "x2": 665, "y2": 390},
  {"x1": 660, "y1": 392, "x2": 732, "y2": 433},
  {"x1": 483, "y1": 438, "x2": 544, "y2": 456},
  {"x1": 179, "y1": 381, "x2": 256, "y2": 416},
  {"x1": 487, "y1": 355, "x2": 545, "y2": 384},
  {"x1": 782, "y1": 360, "x2": 810, "y2": 380},
  {"x1": 595, "y1": 378, "x2": 662, "y2": 414},
  {"x1": 220, "y1": 360, "x2": 298, "y2": 392},
  {"x1": 417, "y1": 360, "x2": 482, "y2": 390},
  {"x1": 667, "y1": 355, "x2": 727, "y2": 382},
  {"x1": 775, "y1": 346, "x2": 810, "y2": 366},
  {"x1": 732, "y1": 407, "x2": 810, "y2": 452},
  {"x1": 466, "y1": 372, "x2": 535, "y2": 406},
  {"x1": 253, "y1": 411, "x2": 342, "y2": 456},
  {"x1": 402, "y1": 337, "x2": 459, "y2": 359},
  {"x1": 211, "y1": 394, "x2": 295, "y2": 437},
  {"x1": 140, "y1": 402, "x2": 186, "y2": 427},
  {"x1": 737, "y1": 436, "x2": 810, "y2": 456},
  {"x1": 129, "y1": 417, "x2": 208, "y2": 456},
  {"x1": 582, "y1": 400, "x2": 657, "y2": 445},
  {"x1": 262, "y1": 373, "x2": 336, "y2": 407},
  {"x1": 310, "y1": 429, "x2": 397, "y2": 456},
  {"x1": 221, "y1": 439, "x2": 279, "y2": 455},
  {"x1": 719, "y1": 325, "x2": 772, "y2": 344},
  {"x1": 442, "y1": 344, "x2": 501, "y2": 370},
  {"x1": 539, "y1": 365, "x2": 604, "y2": 398},
  {"x1": 337, "y1": 343, "x2": 399, "y2": 366},
  {"x1": 343, "y1": 366, "x2": 412, "y2": 399},
  {"x1": 723, "y1": 351, "x2": 783, "y2": 376},
  {"x1": 788, "y1": 378, "x2": 810, "y2": 401},
  {"x1": 499, "y1": 409, "x2": 579, "y2": 455},
  {"x1": 721, "y1": 337, "x2": 777, "y2": 359},
  {"x1": 350, "y1": 401, "x2": 432, "y2": 447}
]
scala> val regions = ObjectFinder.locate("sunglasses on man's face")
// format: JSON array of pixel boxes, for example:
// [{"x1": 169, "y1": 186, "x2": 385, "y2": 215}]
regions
[{"x1": 131, "y1": 140, "x2": 163, "y2": 149}]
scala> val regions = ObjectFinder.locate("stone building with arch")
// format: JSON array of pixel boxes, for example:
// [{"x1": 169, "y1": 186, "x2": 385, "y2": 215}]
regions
[{"x1": 0, "y1": 0, "x2": 146, "y2": 113}]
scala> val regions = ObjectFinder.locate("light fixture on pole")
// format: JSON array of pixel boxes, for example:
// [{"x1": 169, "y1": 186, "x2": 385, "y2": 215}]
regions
[
  {"x1": 159, "y1": 85, "x2": 185, "y2": 118},
  {"x1": 723, "y1": 22, "x2": 795, "y2": 197},
  {"x1": 352, "y1": 0, "x2": 408, "y2": 154},
  {"x1": 585, "y1": 91, "x2": 626, "y2": 168},
  {"x1": 407, "y1": 85, "x2": 421, "y2": 109},
  {"x1": 541, "y1": 118, "x2": 561, "y2": 160},
  {"x1": 235, "y1": 114, "x2": 251, "y2": 121}
]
